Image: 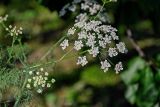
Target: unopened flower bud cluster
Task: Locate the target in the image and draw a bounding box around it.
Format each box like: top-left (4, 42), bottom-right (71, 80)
top-left (0, 14), bottom-right (23, 36)
top-left (25, 68), bottom-right (55, 93)
top-left (60, 0), bottom-right (126, 74)
top-left (0, 14), bottom-right (8, 23)
top-left (6, 25), bottom-right (23, 36)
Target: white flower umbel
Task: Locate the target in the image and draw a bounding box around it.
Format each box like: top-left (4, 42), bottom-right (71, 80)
top-left (59, 0), bottom-right (127, 74)
top-left (115, 62), bottom-right (123, 74)
top-left (101, 60), bottom-right (111, 72)
top-left (60, 39), bottom-right (69, 50)
top-left (103, 35), bottom-right (112, 44)
top-left (88, 47), bottom-right (99, 57)
top-left (86, 35), bottom-right (96, 47)
top-left (77, 56), bottom-right (88, 66)
top-left (26, 68), bottom-right (55, 93)
top-left (37, 89), bottom-right (42, 93)
top-left (68, 27), bottom-right (76, 36)
top-left (78, 30), bottom-right (87, 39)
top-left (74, 40), bottom-right (84, 50)
top-left (116, 42), bottom-right (126, 53)
top-left (108, 48), bottom-right (118, 57)
top-left (99, 40), bottom-right (106, 48)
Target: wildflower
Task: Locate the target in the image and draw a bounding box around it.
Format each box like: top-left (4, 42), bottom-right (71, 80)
top-left (103, 35), bottom-right (112, 44)
top-left (86, 35), bottom-right (96, 47)
top-left (37, 89), bottom-right (42, 93)
top-left (115, 62), bottom-right (123, 74)
top-left (40, 68), bottom-right (44, 71)
top-left (67, 27), bottom-right (76, 36)
top-left (51, 79), bottom-right (55, 83)
top-left (25, 68), bottom-right (55, 93)
top-left (108, 48), bottom-right (118, 57)
top-left (77, 56), bottom-right (88, 66)
top-left (99, 40), bottom-right (106, 48)
top-left (59, 0), bottom-right (127, 74)
top-left (74, 40), bottom-right (84, 50)
top-left (59, 3), bottom-right (70, 16)
top-left (5, 25), bottom-right (23, 36)
top-left (60, 39), bottom-right (69, 50)
top-left (45, 72), bottom-right (49, 76)
top-left (88, 47), bottom-right (99, 57)
top-left (75, 13), bottom-right (88, 23)
top-left (68, 5), bottom-right (77, 12)
top-left (28, 79), bottom-right (32, 82)
top-left (101, 60), bottom-right (111, 72)
top-left (47, 83), bottom-right (51, 88)
top-left (29, 71), bottom-right (33, 75)
top-left (78, 30), bottom-right (87, 39)
top-left (110, 31), bottom-right (118, 40)
top-left (116, 42), bottom-right (126, 53)
top-left (26, 84), bottom-right (31, 89)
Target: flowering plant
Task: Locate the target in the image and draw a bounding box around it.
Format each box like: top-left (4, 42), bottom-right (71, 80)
top-left (0, 0), bottom-right (127, 106)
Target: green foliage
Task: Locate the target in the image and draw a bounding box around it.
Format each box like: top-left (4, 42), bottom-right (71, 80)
top-left (81, 65), bottom-right (120, 87)
top-left (121, 57), bottom-right (160, 107)
top-left (0, 68), bottom-right (24, 91)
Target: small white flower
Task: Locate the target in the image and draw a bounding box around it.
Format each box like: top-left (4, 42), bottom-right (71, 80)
top-left (75, 13), bottom-right (88, 23)
top-left (23, 70), bottom-right (26, 72)
top-left (115, 62), bottom-right (123, 74)
top-left (40, 68), bottom-right (44, 71)
top-left (44, 77), bottom-right (48, 80)
top-left (74, 40), bottom-right (84, 50)
top-left (68, 5), bottom-right (76, 12)
top-left (110, 32), bottom-right (119, 40)
top-left (59, 9), bottom-right (66, 16)
top-left (26, 84), bottom-right (31, 89)
top-left (51, 79), bottom-right (55, 83)
top-left (68, 27), bottom-right (76, 35)
top-left (45, 72), bottom-right (49, 76)
top-left (36, 71), bottom-right (40, 75)
top-left (28, 79), bottom-right (32, 83)
top-left (116, 42), bottom-right (126, 53)
top-left (78, 30), bottom-right (87, 39)
top-left (88, 47), bottom-right (99, 57)
top-left (81, 3), bottom-right (89, 10)
top-left (47, 83), bottom-right (51, 88)
top-left (60, 39), bottom-right (69, 50)
top-left (29, 71), bottom-right (33, 75)
top-left (86, 35), bottom-right (96, 47)
top-left (99, 40), bottom-right (106, 48)
top-left (42, 84), bottom-right (45, 87)
top-left (108, 48), bottom-right (118, 57)
top-left (101, 60), bottom-right (111, 72)
top-left (103, 35), bottom-right (112, 44)
top-left (37, 89), bottom-right (42, 93)
top-left (77, 56), bottom-right (88, 66)
top-left (89, 4), bottom-right (101, 15)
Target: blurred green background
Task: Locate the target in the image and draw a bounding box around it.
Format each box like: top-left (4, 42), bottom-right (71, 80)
top-left (0, 0), bottom-right (160, 107)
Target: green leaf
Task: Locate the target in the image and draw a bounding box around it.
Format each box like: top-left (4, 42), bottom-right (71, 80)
top-left (125, 84), bottom-right (138, 104)
top-left (121, 57), bottom-right (146, 85)
top-left (81, 65), bottom-right (120, 87)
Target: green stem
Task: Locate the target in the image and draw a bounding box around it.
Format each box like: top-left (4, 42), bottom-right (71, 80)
top-left (13, 78), bottom-right (28, 107)
top-left (55, 48), bottom-right (73, 63)
top-left (4, 103), bottom-right (7, 107)
top-left (14, 39), bottom-right (28, 107)
top-left (29, 48), bottom-right (74, 69)
top-left (18, 39), bottom-right (27, 63)
top-left (40, 36), bottom-right (66, 60)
